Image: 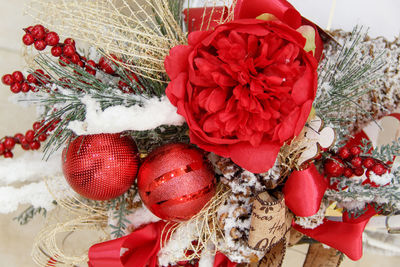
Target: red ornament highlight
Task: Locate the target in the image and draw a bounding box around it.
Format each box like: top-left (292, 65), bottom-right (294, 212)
top-left (137, 143), bottom-right (216, 222)
top-left (62, 133), bottom-right (139, 200)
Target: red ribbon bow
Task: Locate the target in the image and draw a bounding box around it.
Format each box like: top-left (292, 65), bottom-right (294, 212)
top-left (88, 221), bottom-right (173, 267)
top-left (283, 165), bottom-right (378, 260)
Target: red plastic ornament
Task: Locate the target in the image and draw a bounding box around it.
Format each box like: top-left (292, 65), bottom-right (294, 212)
top-left (62, 133), bottom-right (139, 200)
top-left (137, 143), bottom-right (216, 222)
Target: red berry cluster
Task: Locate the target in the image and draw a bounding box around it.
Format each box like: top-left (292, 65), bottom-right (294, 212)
top-left (324, 146), bottom-right (388, 179)
top-left (0, 120), bottom-right (59, 158)
top-left (22, 25), bottom-right (59, 51)
top-left (21, 24), bottom-right (142, 94)
top-left (1, 69), bottom-right (51, 94)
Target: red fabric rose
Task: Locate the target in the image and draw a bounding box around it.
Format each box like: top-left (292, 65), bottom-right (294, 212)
top-left (165, 19), bottom-right (318, 173)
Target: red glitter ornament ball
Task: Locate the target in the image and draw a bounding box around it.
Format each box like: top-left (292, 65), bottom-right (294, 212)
top-left (62, 133), bottom-right (139, 200)
top-left (137, 143), bottom-right (216, 222)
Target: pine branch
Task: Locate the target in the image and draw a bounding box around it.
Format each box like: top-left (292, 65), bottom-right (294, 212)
top-left (13, 205), bottom-right (47, 225)
top-left (361, 138), bottom-right (400, 163)
top-left (314, 26), bottom-right (385, 142)
top-left (130, 124), bottom-right (190, 153)
top-left (25, 52), bottom-right (170, 158)
top-left (107, 187), bottom-right (138, 239)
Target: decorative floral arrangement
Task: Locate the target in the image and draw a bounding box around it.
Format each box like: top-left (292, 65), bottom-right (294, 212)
top-left (1, 0), bottom-right (400, 266)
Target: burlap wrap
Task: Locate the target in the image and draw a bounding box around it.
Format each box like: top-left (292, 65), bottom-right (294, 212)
top-left (247, 192), bottom-right (293, 267)
top-left (303, 243), bottom-right (343, 267)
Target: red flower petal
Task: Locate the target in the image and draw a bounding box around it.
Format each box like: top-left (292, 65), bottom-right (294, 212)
top-left (229, 141), bottom-right (282, 173)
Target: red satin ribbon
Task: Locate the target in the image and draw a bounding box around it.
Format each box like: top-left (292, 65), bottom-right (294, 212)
top-left (88, 221), bottom-right (173, 267)
top-left (283, 164), bottom-right (328, 217)
top-left (235, 0), bottom-right (301, 29)
top-left (214, 252), bottom-right (238, 267)
top-left (294, 205), bottom-right (378, 261)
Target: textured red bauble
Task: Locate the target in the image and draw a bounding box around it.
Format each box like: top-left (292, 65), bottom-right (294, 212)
top-left (62, 133), bottom-right (139, 201)
top-left (137, 143), bottom-right (216, 222)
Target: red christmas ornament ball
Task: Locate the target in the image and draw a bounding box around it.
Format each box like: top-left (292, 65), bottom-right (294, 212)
top-left (62, 133), bottom-right (139, 200)
top-left (137, 143), bottom-right (216, 222)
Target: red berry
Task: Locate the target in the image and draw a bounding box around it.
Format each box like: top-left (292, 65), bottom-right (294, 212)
top-left (14, 133), bottom-right (24, 144)
top-left (30, 86), bottom-right (38, 92)
top-left (338, 147), bottom-right (351, 159)
top-left (10, 83), bottom-right (22, 93)
top-left (29, 140), bottom-right (41, 150)
top-left (77, 61), bottom-right (84, 68)
top-left (70, 54), bottom-right (80, 64)
top-left (350, 146), bottom-right (361, 156)
top-left (12, 71), bottom-right (24, 82)
top-left (351, 156), bottom-right (363, 168)
top-left (354, 168), bottom-right (364, 176)
top-left (21, 82), bottom-right (30, 93)
top-left (44, 32), bottom-right (59, 46)
top-left (35, 69), bottom-right (45, 75)
top-left (33, 121), bottom-right (42, 131)
top-left (31, 25), bottom-right (46, 40)
top-left (363, 158), bottom-right (375, 169)
top-left (51, 46), bottom-right (63, 57)
top-left (59, 55), bottom-right (70, 66)
top-left (99, 57), bottom-right (115, 74)
top-left (0, 143), bottom-right (5, 155)
top-left (324, 158), bottom-right (345, 177)
top-left (87, 60), bottom-right (96, 68)
top-left (25, 26), bottom-right (34, 33)
top-left (64, 38), bottom-right (75, 47)
top-left (2, 74), bottom-right (14, 85)
top-left (86, 68), bottom-right (96, 76)
top-left (25, 130), bottom-right (35, 142)
top-left (34, 40), bottom-right (47, 51)
top-left (63, 44), bottom-right (75, 57)
top-left (22, 33), bottom-right (35, 45)
top-left (21, 144), bottom-right (30, 151)
top-left (19, 136), bottom-right (28, 146)
top-left (38, 134), bottom-right (47, 142)
top-left (343, 168), bottom-right (353, 178)
top-left (372, 164), bottom-right (386, 176)
top-left (27, 74), bottom-right (37, 84)
top-left (4, 137), bottom-right (16, 150)
top-left (4, 151), bottom-right (13, 158)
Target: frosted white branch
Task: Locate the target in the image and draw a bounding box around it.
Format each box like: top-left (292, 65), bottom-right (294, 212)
top-left (0, 151), bottom-right (62, 186)
top-left (0, 181), bottom-right (52, 213)
top-left (67, 95), bottom-right (185, 135)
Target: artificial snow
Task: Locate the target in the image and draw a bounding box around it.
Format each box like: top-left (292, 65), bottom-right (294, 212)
top-left (0, 181), bottom-right (55, 213)
top-left (124, 205), bottom-right (160, 229)
top-left (369, 172), bottom-right (393, 186)
top-left (158, 221), bottom-right (198, 266)
top-left (0, 151), bottom-right (62, 185)
top-left (67, 95), bottom-right (185, 135)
